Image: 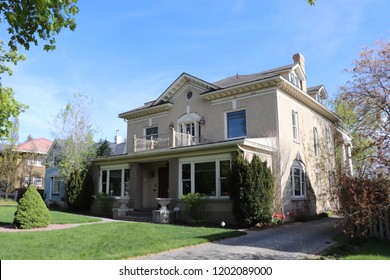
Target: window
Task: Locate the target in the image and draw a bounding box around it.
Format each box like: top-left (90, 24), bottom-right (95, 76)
top-left (177, 113), bottom-right (202, 141)
top-left (292, 111), bottom-right (299, 141)
top-left (27, 159), bottom-right (42, 166)
top-left (145, 126), bottom-right (158, 140)
top-left (24, 177), bottom-right (43, 188)
top-left (180, 156), bottom-right (231, 198)
top-left (289, 72), bottom-right (301, 89)
top-left (313, 127), bottom-right (319, 157)
top-left (100, 167), bottom-right (130, 197)
top-left (325, 127), bottom-right (332, 154)
top-left (226, 110), bottom-right (246, 139)
top-left (52, 177), bottom-right (60, 194)
top-left (315, 93), bottom-right (323, 104)
top-left (291, 162), bottom-right (306, 199)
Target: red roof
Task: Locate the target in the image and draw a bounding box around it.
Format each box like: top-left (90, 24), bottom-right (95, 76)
top-left (15, 138), bottom-right (53, 154)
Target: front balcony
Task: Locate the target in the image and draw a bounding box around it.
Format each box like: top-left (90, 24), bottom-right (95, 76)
top-left (133, 129), bottom-right (206, 152)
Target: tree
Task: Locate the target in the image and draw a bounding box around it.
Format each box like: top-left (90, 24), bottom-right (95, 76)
top-left (0, 144), bottom-right (19, 195)
top-left (50, 93), bottom-right (96, 210)
top-left (96, 139), bottom-right (113, 157)
top-left (337, 38), bottom-right (390, 177)
top-left (0, 0), bottom-right (79, 141)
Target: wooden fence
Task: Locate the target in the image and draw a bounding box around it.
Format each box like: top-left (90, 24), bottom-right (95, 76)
top-left (353, 206), bottom-right (390, 240)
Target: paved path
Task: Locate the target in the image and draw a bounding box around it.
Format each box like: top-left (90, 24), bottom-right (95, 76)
top-left (139, 217), bottom-right (343, 260)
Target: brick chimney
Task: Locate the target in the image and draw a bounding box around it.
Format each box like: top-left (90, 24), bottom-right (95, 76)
top-left (293, 53), bottom-right (306, 92)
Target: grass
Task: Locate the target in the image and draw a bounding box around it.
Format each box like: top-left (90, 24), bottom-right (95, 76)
top-left (321, 237), bottom-right (390, 260)
top-left (0, 205), bottom-right (244, 259)
top-left (0, 205), bottom-right (100, 225)
top-left (0, 222), bottom-right (244, 259)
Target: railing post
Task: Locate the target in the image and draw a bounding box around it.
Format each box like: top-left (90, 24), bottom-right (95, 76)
top-left (171, 128), bottom-right (176, 148)
top-left (133, 134), bottom-right (137, 152)
top-left (187, 132), bottom-right (191, 146)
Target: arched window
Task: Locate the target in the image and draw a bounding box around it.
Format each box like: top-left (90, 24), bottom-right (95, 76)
top-left (291, 161), bottom-right (306, 199)
top-left (313, 127), bottom-right (319, 157)
top-left (177, 112), bottom-right (202, 138)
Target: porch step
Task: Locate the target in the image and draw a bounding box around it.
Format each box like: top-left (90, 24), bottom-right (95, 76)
top-left (118, 209), bottom-right (154, 223)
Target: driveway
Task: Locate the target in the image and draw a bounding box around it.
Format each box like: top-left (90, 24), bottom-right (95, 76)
top-left (140, 217), bottom-right (343, 260)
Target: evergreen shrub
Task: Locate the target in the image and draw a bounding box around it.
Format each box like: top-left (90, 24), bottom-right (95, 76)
top-left (13, 185), bottom-right (51, 229)
top-left (230, 154), bottom-right (275, 226)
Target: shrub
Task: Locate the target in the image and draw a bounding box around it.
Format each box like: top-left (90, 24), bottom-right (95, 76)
top-left (13, 185), bottom-right (51, 229)
top-left (230, 154), bottom-right (275, 226)
top-left (181, 192), bottom-right (208, 225)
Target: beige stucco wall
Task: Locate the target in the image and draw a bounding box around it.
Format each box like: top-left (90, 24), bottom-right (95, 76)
top-left (126, 84), bottom-right (280, 153)
top-left (276, 88), bottom-right (337, 215)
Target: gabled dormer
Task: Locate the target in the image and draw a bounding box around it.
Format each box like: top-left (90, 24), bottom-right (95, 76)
top-left (290, 53), bottom-right (307, 92)
top-left (307, 85), bottom-right (328, 104)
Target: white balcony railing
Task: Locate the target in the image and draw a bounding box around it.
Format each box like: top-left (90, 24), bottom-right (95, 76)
top-left (133, 129), bottom-right (205, 152)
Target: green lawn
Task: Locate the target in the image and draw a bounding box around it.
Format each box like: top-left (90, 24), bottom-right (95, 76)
top-left (322, 238), bottom-right (390, 260)
top-left (0, 205), bottom-right (100, 225)
top-left (0, 205), bottom-right (244, 259)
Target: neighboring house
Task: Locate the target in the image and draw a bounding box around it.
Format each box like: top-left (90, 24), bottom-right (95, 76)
top-left (44, 137), bottom-right (127, 207)
top-left (14, 138), bottom-right (53, 190)
top-left (92, 53), bottom-right (353, 224)
top-left (0, 138), bottom-right (52, 199)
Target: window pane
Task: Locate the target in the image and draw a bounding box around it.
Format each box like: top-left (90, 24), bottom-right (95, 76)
top-left (293, 168), bottom-right (301, 196)
top-left (182, 180), bottom-right (191, 195)
top-left (220, 160), bottom-right (230, 177)
top-left (102, 170), bottom-right (107, 193)
top-left (195, 162), bottom-right (216, 196)
top-left (182, 164), bottom-right (191, 179)
top-left (227, 110), bottom-right (246, 138)
top-left (109, 170), bottom-right (122, 196)
top-left (145, 127), bottom-right (158, 140)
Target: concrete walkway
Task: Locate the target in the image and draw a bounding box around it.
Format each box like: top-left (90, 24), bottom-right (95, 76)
top-left (139, 217), bottom-right (343, 260)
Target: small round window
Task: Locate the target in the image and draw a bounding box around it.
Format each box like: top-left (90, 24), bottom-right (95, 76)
top-left (186, 91), bottom-right (193, 100)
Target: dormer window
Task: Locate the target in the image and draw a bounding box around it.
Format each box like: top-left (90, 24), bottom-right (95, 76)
top-left (289, 72), bottom-right (301, 89)
top-left (315, 93), bottom-right (323, 104)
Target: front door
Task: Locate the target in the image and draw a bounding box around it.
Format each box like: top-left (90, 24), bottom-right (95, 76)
top-left (158, 167), bottom-right (169, 198)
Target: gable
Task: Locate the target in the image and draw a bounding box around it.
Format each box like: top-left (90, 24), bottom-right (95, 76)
top-left (152, 72), bottom-right (219, 105)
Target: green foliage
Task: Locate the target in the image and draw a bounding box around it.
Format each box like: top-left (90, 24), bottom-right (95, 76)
top-left (96, 139), bottom-right (113, 157)
top-left (230, 154), bottom-right (275, 226)
top-left (181, 192), bottom-right (208, 224)
top-left (94, 192), bottom-right (114, 217)
top-left (13, 185), bottom-right (51, 229)
top-left (0, 0), bottom-right (79, 52)
top-left (65, 169), bottom-right (94, 211)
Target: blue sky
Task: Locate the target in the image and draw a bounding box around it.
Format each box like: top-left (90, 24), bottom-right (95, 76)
top-left (1, 0), bottom-right (389, 143)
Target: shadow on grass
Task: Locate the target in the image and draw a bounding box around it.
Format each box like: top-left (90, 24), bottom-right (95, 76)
top-left (197, 230), bottom-right (246, 242)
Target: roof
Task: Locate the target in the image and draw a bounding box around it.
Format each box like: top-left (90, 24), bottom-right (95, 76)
top-left (110, 142), bottom-right (127, 155)
top-left (212, 64), bottom-right (294, 88)
top-left (15, 138), bottom-right (53, 154)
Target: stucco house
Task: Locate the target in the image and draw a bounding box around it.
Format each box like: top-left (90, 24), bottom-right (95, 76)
top-left (92, 53), bottom-right (352, 224)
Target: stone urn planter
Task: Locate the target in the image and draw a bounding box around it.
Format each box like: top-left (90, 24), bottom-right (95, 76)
top-left (156, 197), bottom-right (173, 210)
top-left (153, 198), bottom-right (175, 224)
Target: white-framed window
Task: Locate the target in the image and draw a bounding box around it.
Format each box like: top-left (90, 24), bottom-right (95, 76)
top-left (51, 177), bottom-right (61, 194)
top-left (24, 177), bottom-right (43, 188)
top-left (226, 109), bottom-right (246, 139)
top-left (100, 165), bottom-right (130, 197)
top-left (313, 127), bottom-right (319, 157)
top-left (292, 111), bottom-right (299, 141)
top-left (289, 72), bottom-right (301, 89)
top-left (315, 93), bottom-right (323, 104)
top-left (27, 159), bottom-right (42, 166)
top-left (179, 155), bottom-right (231, 199)
top-left (145, 126), bottom-right (158, 140)
top-left (291, 161), bottom-right (306, 199)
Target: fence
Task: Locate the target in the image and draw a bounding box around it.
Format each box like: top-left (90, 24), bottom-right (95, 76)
top-left (351, 205), bottom-right (390, 240)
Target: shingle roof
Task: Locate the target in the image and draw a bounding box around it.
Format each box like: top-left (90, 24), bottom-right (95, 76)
top-left (15, 138), bottom-right (53, 154)
top-left (212, 64), bottom-right (294, 88)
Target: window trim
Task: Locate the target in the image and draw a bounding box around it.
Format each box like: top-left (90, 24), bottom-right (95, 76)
top-left (291, 161), bottom-right (306, 200)
top-left (225, 109), bottom-right (247, 140)
top-left (179, 155), bottom-right (231, 199)
top-left (99, 164), bottom-right (130, 198)
top-left (51, 177), bottom-right (61, 195)
top-left (292, 110), bottom-right (300, 142)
